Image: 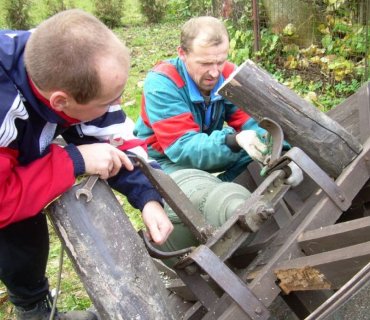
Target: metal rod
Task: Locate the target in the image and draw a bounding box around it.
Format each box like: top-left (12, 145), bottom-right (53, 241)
top-left (252, 0), bottom-right (260, 52)
top-left (305, 261), bottom-right (370, 320)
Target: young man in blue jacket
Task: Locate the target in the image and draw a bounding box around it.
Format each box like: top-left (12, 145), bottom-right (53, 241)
top-left (134, 16), bottom-right (268, 181)
top-left (0, 9), bottom-right (173, 319)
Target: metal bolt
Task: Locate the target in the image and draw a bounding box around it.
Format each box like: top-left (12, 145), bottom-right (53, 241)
top-left (258, 211), bottom-right (269, 220)
top-left (255, 307), bottom-right (262, 315)
top-left (184, 264), bottom-right (198, 275)
top-left (257, 206), bottom-right (275, 220)
top-left (263, 208), bottom-right (275, 215)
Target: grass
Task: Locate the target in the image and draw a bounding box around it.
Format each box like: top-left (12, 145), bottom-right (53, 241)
top-left (117, 21), bottom-right (179, 120)
top-left (0, 1), bottom-right (183, 318)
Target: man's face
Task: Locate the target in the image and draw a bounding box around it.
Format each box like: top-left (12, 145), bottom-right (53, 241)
top-left (61, 57), bottom-right (128, 122)
top-left (178, 36), bottom-right (229, 96)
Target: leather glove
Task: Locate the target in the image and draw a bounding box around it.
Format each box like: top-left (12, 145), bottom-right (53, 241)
top-left (235, 130), bottom-right (269, 163)
top-left (285, 162), bottom-right (303, 187)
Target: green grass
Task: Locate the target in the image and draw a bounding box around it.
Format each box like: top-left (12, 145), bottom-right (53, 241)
top-left (0, 1), bottom-right (182, 318)
top-left (117, 21), bottom-right (178, 120)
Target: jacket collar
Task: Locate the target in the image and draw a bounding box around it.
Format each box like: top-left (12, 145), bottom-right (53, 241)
top-left (179, 59), bottom-right (224, 103)
top-left (28, 76), bottom-right (80, 125)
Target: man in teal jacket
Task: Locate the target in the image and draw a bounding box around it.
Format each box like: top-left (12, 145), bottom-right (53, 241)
top-left (134, 16), bottom-right (268, 181)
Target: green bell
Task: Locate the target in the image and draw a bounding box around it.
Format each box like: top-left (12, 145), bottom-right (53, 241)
top-left (161, 169), bottom-right (251, 266)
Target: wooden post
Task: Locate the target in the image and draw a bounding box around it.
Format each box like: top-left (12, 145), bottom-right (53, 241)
top-left (47, 180), bottom-right (175, 320)
top-left (217, 59), bottom-right (363, 178)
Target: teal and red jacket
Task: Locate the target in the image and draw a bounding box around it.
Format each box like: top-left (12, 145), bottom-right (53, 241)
top-left (134, 58), bottom-right (263, 173)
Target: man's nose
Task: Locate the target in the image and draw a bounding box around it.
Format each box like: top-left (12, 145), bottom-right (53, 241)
top-left (208, 64), bottom-right (221, 78)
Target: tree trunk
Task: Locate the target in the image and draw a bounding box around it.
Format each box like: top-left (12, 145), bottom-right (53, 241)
top-left (261, 0), bottom-right (324, 47)
top-left (217, 60), bottom-right (363, 178)
top-left (47, 180), bottom-right (175, 320)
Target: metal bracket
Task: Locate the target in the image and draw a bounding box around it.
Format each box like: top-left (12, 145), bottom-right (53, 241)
top-left (128, 154), bottom-right (215, 243)
top-left (259, 117), bottom-right (284, 166)
top-left (180, 245), bottom-right (270, 320)
top-left (267, 147), bottom-right (351, 211)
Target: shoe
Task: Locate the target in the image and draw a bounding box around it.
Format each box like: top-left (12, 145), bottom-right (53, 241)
top-left (15, 294), bottom-right (98, 320)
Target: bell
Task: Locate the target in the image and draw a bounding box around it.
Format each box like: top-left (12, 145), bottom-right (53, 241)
top-left (160, 169), bottom-right (251, 266)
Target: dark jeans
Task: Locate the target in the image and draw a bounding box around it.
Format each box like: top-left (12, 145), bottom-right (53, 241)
top-left (0, 213), bottom-right (50, 308)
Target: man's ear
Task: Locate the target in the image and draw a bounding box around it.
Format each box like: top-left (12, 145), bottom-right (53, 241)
top-left (177, 46), bottom-right (186, 62)
top-left (49, 91), bottom-right (69, 111)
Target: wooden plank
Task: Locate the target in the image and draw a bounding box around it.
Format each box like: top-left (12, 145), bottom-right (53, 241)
top-left (328, 82), bottom-right (370, 144)
top-left (276, 266), bottom-right (332, 294)
top-left (298, 216), bottom-right (370, 255)
top-left (218, 60), bottom-right (363, 178)
top-left (165, 278), bottom-right (197, 301)
top-left (274, 241), bottom-right (370, 293)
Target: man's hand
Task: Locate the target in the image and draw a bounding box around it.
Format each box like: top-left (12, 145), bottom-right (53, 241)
top-left (77, 143), bottom-right (134, 179)
top-left (236, 130), bottom-right (269, 163)
top-left (142, 201), bottom-right (174, 245)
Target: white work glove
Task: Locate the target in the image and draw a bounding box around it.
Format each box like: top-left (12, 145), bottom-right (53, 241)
top-left (285, 162), bottom-right (303, 187)
top-left (235, 130), bottom-right (269, 163)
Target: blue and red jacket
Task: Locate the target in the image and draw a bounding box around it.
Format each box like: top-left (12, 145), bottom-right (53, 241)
top-left (134, 58), bottom-right (263, 173)
top-left (0, 30), bottom-right (162, 228)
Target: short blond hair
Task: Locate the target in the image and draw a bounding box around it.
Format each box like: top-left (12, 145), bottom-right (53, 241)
top-left (180, 16), bottom-right (229, 53)
top-left (24, 9), bottom-right (130, 104)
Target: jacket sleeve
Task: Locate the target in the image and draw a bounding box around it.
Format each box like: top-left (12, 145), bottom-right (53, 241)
top-left (63, 107), bottom-right (163, 210)
top-left (108, 157), bottom-right (163, 211)
top-left (143, 73), bottom-right (243, 172)
top-left (225, 100), bottom-right (268, 137)
top-left (0, 56), bottom-right (81, 228)
top-left (224, 100), bottom-right (251, 132)
top-left (0, 145), bottom-right (77, 228)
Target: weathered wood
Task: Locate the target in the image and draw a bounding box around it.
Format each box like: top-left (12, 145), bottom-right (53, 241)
top-left (275, 241), bottom-right (370, 293)
top-left (217, 60), bottom-right (363, 177)
top-left (275, 266), bottom-right (332, 294)
top-left (47, 180), bottom-right (175, 320)
top-left (298, 216), bottom-right (370, 255)
top-left (327, 82), bottom-right (370, 144)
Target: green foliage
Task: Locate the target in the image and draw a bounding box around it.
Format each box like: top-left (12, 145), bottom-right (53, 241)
top-left (166, 0), bottom-right (212, 19)
top-left (3, 0), bottom-right (32, 29)
top-left (45, 0), bottom-right (73, 17)
top-left (93, 0), bottom-right (124, 28)
top-left (227, 0), bottom-right (368, 111)
top-left (186, 0), bottom-right (212, 16)
top-left (139, 0), bottom-right (167, 23)
top-left (229, 28), bottom-right (254, 63)
top-left (166, 0), bottom-right (191, 18)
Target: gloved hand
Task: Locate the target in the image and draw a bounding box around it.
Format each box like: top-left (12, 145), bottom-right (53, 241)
top-left (235, 130), bottom-right (269, 163)
top-left (285, 162), bottom-right (303, 187)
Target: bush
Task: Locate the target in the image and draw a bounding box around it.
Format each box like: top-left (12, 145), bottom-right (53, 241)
top-left (94, 0), bottom-right (124, 29)
top-left (45, 0), bottom-right (73, 18)
top-left (3, 0), bottom-right (32, 29)
top-left (139, 0), bottom-right (167, 23)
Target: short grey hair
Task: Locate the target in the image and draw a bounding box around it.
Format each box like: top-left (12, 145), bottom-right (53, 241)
top-left (180, 16), bottom-right (229, 53)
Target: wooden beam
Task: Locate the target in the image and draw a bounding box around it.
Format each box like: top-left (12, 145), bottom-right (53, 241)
top-left (165, 278), bottom-right (197, 301)
top-left (47, 180), bottom-right (175, 319)
top-left (328, 82), bottom-right (370, 144)
top-left (298, 216), bottom-right (370, 255)
top-left (274, 241), bottom-right (370, 293)
top-left (218, 60), bottom-right (363, 178)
